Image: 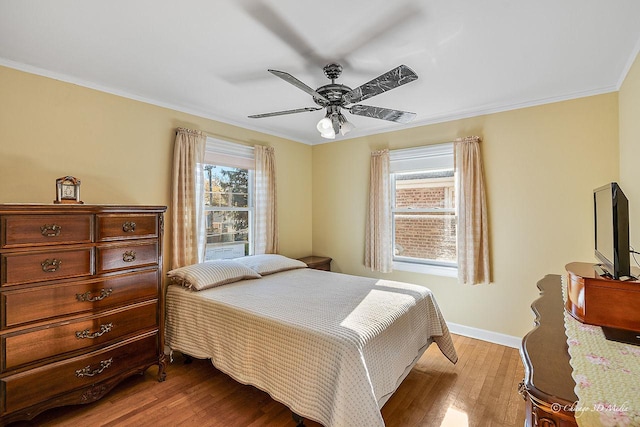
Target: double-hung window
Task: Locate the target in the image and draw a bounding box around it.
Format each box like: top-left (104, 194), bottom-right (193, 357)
top-left (390, 143), bottom-right (457, 275)
top-left (203, 138), bottom-right (254, 260)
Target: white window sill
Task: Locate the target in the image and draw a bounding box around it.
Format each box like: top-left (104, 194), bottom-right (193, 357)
top-left (393, 261), bottom-right (458, 278)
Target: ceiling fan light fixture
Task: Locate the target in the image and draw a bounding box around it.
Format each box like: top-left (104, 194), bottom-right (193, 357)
top-left (317, 116), bottom-right (335, 138)
top-left (316, 116), bottom-right (332, 132)
top-left (339, 114), bottom-right (355, 136)
top-left (320, 130), bottom-right (336, 139)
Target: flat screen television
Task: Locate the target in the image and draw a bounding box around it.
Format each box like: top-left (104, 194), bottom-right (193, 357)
top-left (593, 182), bottom-right (630, 279)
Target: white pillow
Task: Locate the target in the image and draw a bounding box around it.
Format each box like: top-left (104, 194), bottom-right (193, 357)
top-left (234, 254), bottom-right (307, 276)
top-left (167, 260), bottom-right (261, 291)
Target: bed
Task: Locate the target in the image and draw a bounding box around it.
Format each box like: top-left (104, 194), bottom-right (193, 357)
top-left (164, 255), bottom-right (457, 427)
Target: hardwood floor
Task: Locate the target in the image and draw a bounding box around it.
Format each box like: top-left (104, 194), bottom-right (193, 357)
top-left (12, 334), bottom-right (525, 427)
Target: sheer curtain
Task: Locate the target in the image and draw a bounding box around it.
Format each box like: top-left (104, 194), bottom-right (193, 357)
top-left (365, 149), bottom-right (393, 272)
top-left (455, 136), bottom-right (491, 285)
top-left (254, 145), bottom-right (278, 254)
top-left (170, 128), bottom-right (206, 269)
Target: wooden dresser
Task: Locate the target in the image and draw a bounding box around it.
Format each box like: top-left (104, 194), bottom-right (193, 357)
top-left (0, 204), bottom-right (166, 425)
top-left (520, 275), bottom-right (578, 427)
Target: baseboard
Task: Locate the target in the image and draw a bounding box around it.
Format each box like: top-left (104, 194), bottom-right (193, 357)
top-left (447, 322), bottom-right (521, 349)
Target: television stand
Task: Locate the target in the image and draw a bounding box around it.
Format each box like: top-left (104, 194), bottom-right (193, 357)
top-left (566, 262), bottom-right (640, 334)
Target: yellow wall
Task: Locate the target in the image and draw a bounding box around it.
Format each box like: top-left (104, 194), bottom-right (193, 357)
top-left (619, 52), bottom-right (640, 249)
top-left (0, 66), bottom-right (313, 265)
top-left (312, 93), bottom-right (619, 338)
top-left (1, 63), bottom-right (627, 340)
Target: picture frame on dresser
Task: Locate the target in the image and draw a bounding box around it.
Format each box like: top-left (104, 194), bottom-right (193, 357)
top-left (0, 204), bottom-right (166, 426)
top-left (54, 176), bottom-right (83, 204)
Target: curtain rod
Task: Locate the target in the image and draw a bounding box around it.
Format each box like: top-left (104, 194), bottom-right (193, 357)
top-left (388, 135), bottom-right (482, 155)
top-left (454, 136), bottom-right (482, 143)
top-left (175, 127), bottom-right (255, 147)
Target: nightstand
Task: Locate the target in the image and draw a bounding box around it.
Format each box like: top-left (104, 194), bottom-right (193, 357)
top-left (298, 256), bottom-right (332, 271)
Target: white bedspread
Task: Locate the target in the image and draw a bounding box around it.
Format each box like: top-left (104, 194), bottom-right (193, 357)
top-left (165, 268), bottom-right (457, 427)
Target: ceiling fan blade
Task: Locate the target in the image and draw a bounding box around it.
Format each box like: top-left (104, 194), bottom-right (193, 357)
top-left (248, 107), bottom-right (322, 119)
top-left (268, 69), bottom-right (329, 102)
top-left (332, 6), bottom-right (421, 66)
top-left (243, 2), bottom-right (326, 68)
top-left (343, 65), bottom-right (418, 105)
top-left (348, 104), bottom-right (417, 124)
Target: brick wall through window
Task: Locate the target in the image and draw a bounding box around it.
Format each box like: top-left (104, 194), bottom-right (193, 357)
top-left (394, 175), bottom-right (456, 263)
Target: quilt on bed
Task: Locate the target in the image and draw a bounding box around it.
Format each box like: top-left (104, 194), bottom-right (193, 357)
top-left (165, 268), bottom-right (457, 427)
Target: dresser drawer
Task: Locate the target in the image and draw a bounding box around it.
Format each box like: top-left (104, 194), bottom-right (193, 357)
top-left (96, 214), bottom-right (158, 241)
top-left (2, 300), bottom-right (157, 371)
top-left (1, 332), bottom-right (158, 415)
top-left (1, 248), bottom-right (93, 286)
top-left (1, 214), bottom-right (92, 249)
top-left (1, 269), bottom-right (159, 329)
top-left (96, 241), bottom-right (158, 274)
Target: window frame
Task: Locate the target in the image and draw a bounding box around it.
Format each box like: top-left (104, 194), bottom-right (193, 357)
top-left (389, 143), bottom-right (458, 276)
top-left (203, 137), bottom-right (255, 261)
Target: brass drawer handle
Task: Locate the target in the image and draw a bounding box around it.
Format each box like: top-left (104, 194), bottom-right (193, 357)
top-left (122, 251), bottom-right (136, 262)
top-left (75, 358), bottom-right (113, 378)
top-left (76, 288), bottom-right (113, 302)
top-left (76, 323), bottom-right (114, 339)
top-left (122, 221), bottom-right (136, 233)
top-left (40, 224), bottom-right (62, 237)
top-left (41, 258), bottom-right (62, 273)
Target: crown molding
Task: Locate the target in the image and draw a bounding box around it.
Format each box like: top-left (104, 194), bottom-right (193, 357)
top-left (1, 58), bottom-right (620, 147)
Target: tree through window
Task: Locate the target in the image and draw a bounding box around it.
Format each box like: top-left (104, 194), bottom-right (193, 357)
top-left (203, 164), bottom-right (253, 260)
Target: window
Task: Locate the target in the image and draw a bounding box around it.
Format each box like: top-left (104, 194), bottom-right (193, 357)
top-left (203, 138), bottom-right (255, 261)
top-left (390, 143), bottom-right (457, 273)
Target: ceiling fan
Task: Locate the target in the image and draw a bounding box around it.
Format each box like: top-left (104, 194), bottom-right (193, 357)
top-left (248, 63), bottom-right (419, 139)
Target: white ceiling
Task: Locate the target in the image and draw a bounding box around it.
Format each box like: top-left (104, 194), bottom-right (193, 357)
top-left (2, 0), bottom-right (640, 145)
